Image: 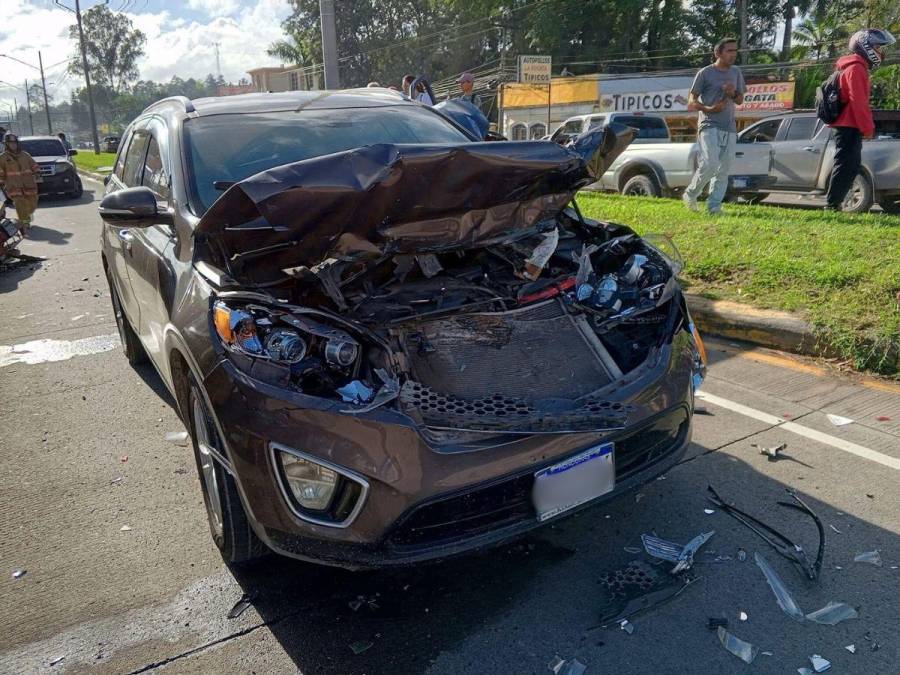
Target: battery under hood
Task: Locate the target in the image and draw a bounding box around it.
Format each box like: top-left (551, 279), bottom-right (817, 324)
top-left (194, 123), bottom-right (635, 284)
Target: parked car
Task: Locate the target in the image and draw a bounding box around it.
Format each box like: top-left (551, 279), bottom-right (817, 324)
top-left (99, 90), bottom-right (704, 568)
top-left (567, 112), bottom-right (774, 199)
top-left (551, 112), bottom-right (671, 146)
top-left (17, 135), bottom-right (83, 199)
top-left (729, 110), bottom-right (900, 213)
top-left (101, 135), bottom-right (120, 153)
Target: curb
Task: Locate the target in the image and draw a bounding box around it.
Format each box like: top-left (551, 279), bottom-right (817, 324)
top-left (685, 294), bottom-right (820, 357)
top-left (76, 168), bottom-right (109, 183)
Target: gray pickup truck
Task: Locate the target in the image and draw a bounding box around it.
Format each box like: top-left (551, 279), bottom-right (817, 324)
top-left (729, 111), bottom-right (900, 213)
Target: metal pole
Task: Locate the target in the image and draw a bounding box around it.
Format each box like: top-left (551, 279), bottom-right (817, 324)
top-left (739, 0), bottom-right (748, 64)
top-left (319, 0), bottom-right (339, 89)
top-left (38, 51), bottom-right (53, 134)
top-left (13, 97), bottom-right (19, 134)
top-left (24, 78), bottom-right (35, 134)
top-left (547, 81), bottom-right (551, 134)
top-left (74, 0), bottom-right (101, 154)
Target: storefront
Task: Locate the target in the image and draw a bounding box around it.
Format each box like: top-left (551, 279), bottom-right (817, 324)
top-left (500, 74), bottom-right (795, 141)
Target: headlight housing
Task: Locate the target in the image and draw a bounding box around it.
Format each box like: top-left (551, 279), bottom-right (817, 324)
top-left (642, 233), bottom-right (684, 276)
top-left (272, 444), bottom-right (369, 527)
top-left (54, 159), bottom-right (73, 173)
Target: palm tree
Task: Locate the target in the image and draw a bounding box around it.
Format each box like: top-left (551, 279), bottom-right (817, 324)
top-left (792, 12), bottom-right (850, 61)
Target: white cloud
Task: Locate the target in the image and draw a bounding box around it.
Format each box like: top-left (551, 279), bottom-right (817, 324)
top-left (1, 0), bottom-right (292, 115)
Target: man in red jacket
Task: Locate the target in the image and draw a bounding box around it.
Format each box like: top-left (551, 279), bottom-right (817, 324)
top-left (826, 29), bottom-right (896, 210)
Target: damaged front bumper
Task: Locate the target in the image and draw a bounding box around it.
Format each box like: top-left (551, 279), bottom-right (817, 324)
top-left (201, 325), bottom-right (697, 569)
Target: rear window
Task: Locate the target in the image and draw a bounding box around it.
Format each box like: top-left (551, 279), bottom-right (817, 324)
top-left (587, 116), bottom-right (607, 130)
top-left (19, 139), bottom-right (66, 156)
top-left (562, 120), bottom-right (584, 134)
top-left (184, 106), bottom-right (470, 212)
top-left (615, 116), bottom-right (668, 139)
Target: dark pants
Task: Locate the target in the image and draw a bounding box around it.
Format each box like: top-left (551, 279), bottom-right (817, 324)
top-left (826, 126), bottom-right (862, 209)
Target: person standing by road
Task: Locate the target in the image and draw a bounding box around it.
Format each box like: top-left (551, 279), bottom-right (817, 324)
top-left (682, 38), bottom-right (746, 215)
top-left (825, 29), bottom-right (896, 211)
top-left (402, 74), bottom-right (435, 105)
top-left (57, 132), bottom-right (72, 152)
top-left (456, 72), bottom-right (482, 110)
top-left (0, 132), bottom-right (41, 230)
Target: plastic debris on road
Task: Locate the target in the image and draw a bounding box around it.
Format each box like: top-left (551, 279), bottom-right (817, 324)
top-left (704, 509), bottom-right (715, 515)
top-left (863, 631), bottom-right (881, 651)
top-left (805, 601), bottom-right (859, 625)
top-left (717, 626), bottom-right (759, 664)
top-left (349, 640), bottom-right (374, 655)
top-left (623, 546), bottom-right (642, 554)
top-left (809, 654), bottom-right (831, 672)
top-left (618, 619), bottom-right (634, 634)
top-left (227, 593), bottom-right (255, 619)
top-left (845, 644), bottom-right (856, 653)
top-left (640, 530), bottom-right (714, 573)
top-left (12, 569), bottom-right (26, 579)
top-left (826, 414), bottom-right (853, 426)
top-left (49, 656), bottom-right (65, 667)
top-left (737, 548), bottom-right (747, 562)
top-left (739, 611), bottom-right (748, 621)
top-left (336, 380), bottom-right (375, 404)
top-left (753, 442), bottom-right (787, 461)
top-left (120, 525), bottom-right (132, 532)
top-left (349, 595), bottom-right (379, 612)
top-left (829, 524), bottom-right (842, 534)
top-left (165, 430), bottom-right (190, 446)
top-left (548, 655), bottom-right (587, 675)
top-left (755, 552), bottom-right (805, 621)
top-left (707, 617), bottom-right (728, 631)
top-left (798, 669), bottom-right (813, 675)
top-left (854, 550), bottom-right (883, 566)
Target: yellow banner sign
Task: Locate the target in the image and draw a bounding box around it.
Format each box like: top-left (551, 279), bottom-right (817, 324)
top-left (503, 78), bottom-right (600, 109)
top-left (738, 82), bottom-right (795, 111)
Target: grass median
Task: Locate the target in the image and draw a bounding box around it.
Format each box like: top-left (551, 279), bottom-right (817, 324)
top-left (72, 151), bottom-right (116, 174)
top-left (577, 192), bottom-right (900, 376)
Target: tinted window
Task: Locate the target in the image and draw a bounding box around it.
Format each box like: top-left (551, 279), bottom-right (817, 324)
top-left (113, 129), bottom-right (134, 179)
top-left (19, 139), bottom-right (66, 156)
top-left (122, 132), bottom-right (150, 187)
top-left (743, 119), bottom-right (781, 143)
top-left (587, 116), bottom-right (607, 130)
top-left (185, 107), bottom-right (471, 212)
top-left (143, 136), bottom-right (169, 199)
top-left (785, 117), bottom-right (818, 141)
top-left (615, 116), bottom-right (668, 139)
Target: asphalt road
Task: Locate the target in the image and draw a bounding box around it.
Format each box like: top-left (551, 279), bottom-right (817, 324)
top-left (2, 178), bottom-right (899, 675)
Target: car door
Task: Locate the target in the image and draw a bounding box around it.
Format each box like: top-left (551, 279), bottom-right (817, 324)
top-left (731, 118), bottom-right (780, 183)
top-left (103, 124), bottom-right (146, 331)
top-left (771, 116), bottom-right (826, 189)
top-left (127, 118), bottom-right (176, 364)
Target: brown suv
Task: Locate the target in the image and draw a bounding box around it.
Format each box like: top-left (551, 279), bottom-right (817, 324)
top-left (98, 90), bottom-right (704, 568)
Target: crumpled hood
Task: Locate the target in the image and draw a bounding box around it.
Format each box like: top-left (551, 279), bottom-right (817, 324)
top-left (194, 123), bottom-right (634, 281)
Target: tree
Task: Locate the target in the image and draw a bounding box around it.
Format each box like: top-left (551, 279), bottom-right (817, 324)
top-left (68, 5), bottom-right (146, 94)
top-left (792, 11), bottom-right (850, 60)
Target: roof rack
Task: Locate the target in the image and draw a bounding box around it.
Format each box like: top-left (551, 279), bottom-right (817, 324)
top-left (141, 95), bottom-right (196, 115)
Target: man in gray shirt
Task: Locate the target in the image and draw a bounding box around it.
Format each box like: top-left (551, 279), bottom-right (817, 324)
top-left (683, 38), bottom-right (746, 214)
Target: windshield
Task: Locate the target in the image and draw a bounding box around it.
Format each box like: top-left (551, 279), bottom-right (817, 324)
top-left (184, 106), bottom-right (471, 212)
top-left (19, 139), bottom-right (66, 157)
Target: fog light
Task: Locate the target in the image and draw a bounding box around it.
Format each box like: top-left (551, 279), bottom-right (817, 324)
top-left (277, 450), bottom-right (338, 511)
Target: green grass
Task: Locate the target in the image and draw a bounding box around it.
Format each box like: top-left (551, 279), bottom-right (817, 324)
top-left (72, 151), bottom-right (116, 174)
top-left (577, 193), bottom-right (900, 376)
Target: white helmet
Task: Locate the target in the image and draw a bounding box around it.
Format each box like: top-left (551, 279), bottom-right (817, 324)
top-left (849, 28), bottom-right (896, 68)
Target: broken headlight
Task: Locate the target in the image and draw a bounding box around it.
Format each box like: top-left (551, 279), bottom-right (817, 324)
top-left (641, 234), bottom-right (684, 276)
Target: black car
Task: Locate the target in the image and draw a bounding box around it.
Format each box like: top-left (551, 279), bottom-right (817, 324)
top-left (99, 90), bottom-right (705, 568)
top-left (18, 136), bottom-right (83, 199)
top-left (102, 135), bottom-right (120, 153)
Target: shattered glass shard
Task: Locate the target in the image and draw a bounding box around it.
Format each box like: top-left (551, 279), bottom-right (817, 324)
top-left (717, 626), bottom-right (759, 664)
top-left (755, 553), bottom-right (805, 621)
top-left (853, 550), bottom-right (883, 567)
top-left (805, 601), bottom-right (859, 626)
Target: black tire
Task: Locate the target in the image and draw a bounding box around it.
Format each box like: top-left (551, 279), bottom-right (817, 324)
top-left (621, 174), bottom-right (661, 198)
top-left (841, 174), bottom-right (874, 213)
top-left (104, 265), bottom-right (147, 366)
top-left (877, 197), bottom-right (900, 214)
top-left (188, 379), bottom-right (268, 566)
top-left (69, 176), bottom-right (83, 199)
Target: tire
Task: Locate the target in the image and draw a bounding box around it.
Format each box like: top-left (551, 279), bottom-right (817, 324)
top-left (69, 176), bottom-right (83, 199)
top-left (841, 174), bottom-right (874, 213)
top-left (621, 174), bottom-right (661, 198)
top-left (188, 379), bottom-right (268, 566)
top-left (877, 197), bottom-right (900, 214)
top-left (104, 265), bottom-right (147, 366)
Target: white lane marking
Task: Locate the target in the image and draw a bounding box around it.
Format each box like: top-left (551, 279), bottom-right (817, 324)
top-left (0, 334), bottom-right (119, 367)
top-left (696, 390), bottom-right (900, 471)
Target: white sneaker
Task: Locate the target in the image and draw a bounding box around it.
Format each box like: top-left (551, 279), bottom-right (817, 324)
top-left (682, 193), bottom-right (699, 212)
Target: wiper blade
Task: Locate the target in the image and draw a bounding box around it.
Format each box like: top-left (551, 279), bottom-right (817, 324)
top-left (213, 180), bottom-right (235, 191)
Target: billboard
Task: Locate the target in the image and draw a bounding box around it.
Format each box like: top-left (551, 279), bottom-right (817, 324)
top-left (518, 55), bottom-right (552, 84)
top-left (737, 82), bottom-right (796, 111)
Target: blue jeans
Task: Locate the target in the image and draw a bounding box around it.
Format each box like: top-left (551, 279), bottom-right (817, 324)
top-left (685, 128), bottom-right (736, 212)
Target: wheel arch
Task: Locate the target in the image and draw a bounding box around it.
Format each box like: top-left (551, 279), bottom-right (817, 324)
top-left (616, 160), bottom-right (668, 193)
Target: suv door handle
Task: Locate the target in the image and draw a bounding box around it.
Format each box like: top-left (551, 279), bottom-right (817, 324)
top-left (803, 146), bottom-right (821, 153)
top-left (117, 228), bottom-right (133, 253)
top-left (735, 151), bottom-right (744, 157)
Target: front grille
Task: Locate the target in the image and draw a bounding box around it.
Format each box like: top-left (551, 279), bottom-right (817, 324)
top-left (39, 163), bottom-right (55, 176)
top-left (386, 407), bottom-right (690, 550)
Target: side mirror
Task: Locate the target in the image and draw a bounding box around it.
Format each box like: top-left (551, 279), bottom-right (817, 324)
top-left (99, 186), bottom-right (172, 225)
top-left (68, 148), bottom-right (78, 156)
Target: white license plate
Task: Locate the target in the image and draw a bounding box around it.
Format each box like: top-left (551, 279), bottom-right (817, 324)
top-left (532, 442), bottom-right (614, 522)
top-left (732, 177), bottom-right (748, 189)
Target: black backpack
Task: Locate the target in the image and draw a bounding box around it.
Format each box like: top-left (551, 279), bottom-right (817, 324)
top-left (815, 68), bottom-right (844, 124)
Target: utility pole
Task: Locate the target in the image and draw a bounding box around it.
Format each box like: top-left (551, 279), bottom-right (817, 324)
top-left (319, 0), bottom-right (339, 89)
top-left (57, 0), bottom-right (101, 153)
top-left (213, 42), bottom-right (222, 79)
top-left (24, 78), bottom-right (35, 134)
top-left (13, 97), bottom-right (19, 134)
top-left (738, 0), bottom-right (748, 64)
top-left (38, 51), bottom-right (53, 134)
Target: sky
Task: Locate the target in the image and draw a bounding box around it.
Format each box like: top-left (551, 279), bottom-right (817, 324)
top-left (0, 0), bottom-right (292, 117)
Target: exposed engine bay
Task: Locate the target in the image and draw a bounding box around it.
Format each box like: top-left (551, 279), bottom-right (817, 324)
top-left (199, 126), bottom-right (695, 433)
